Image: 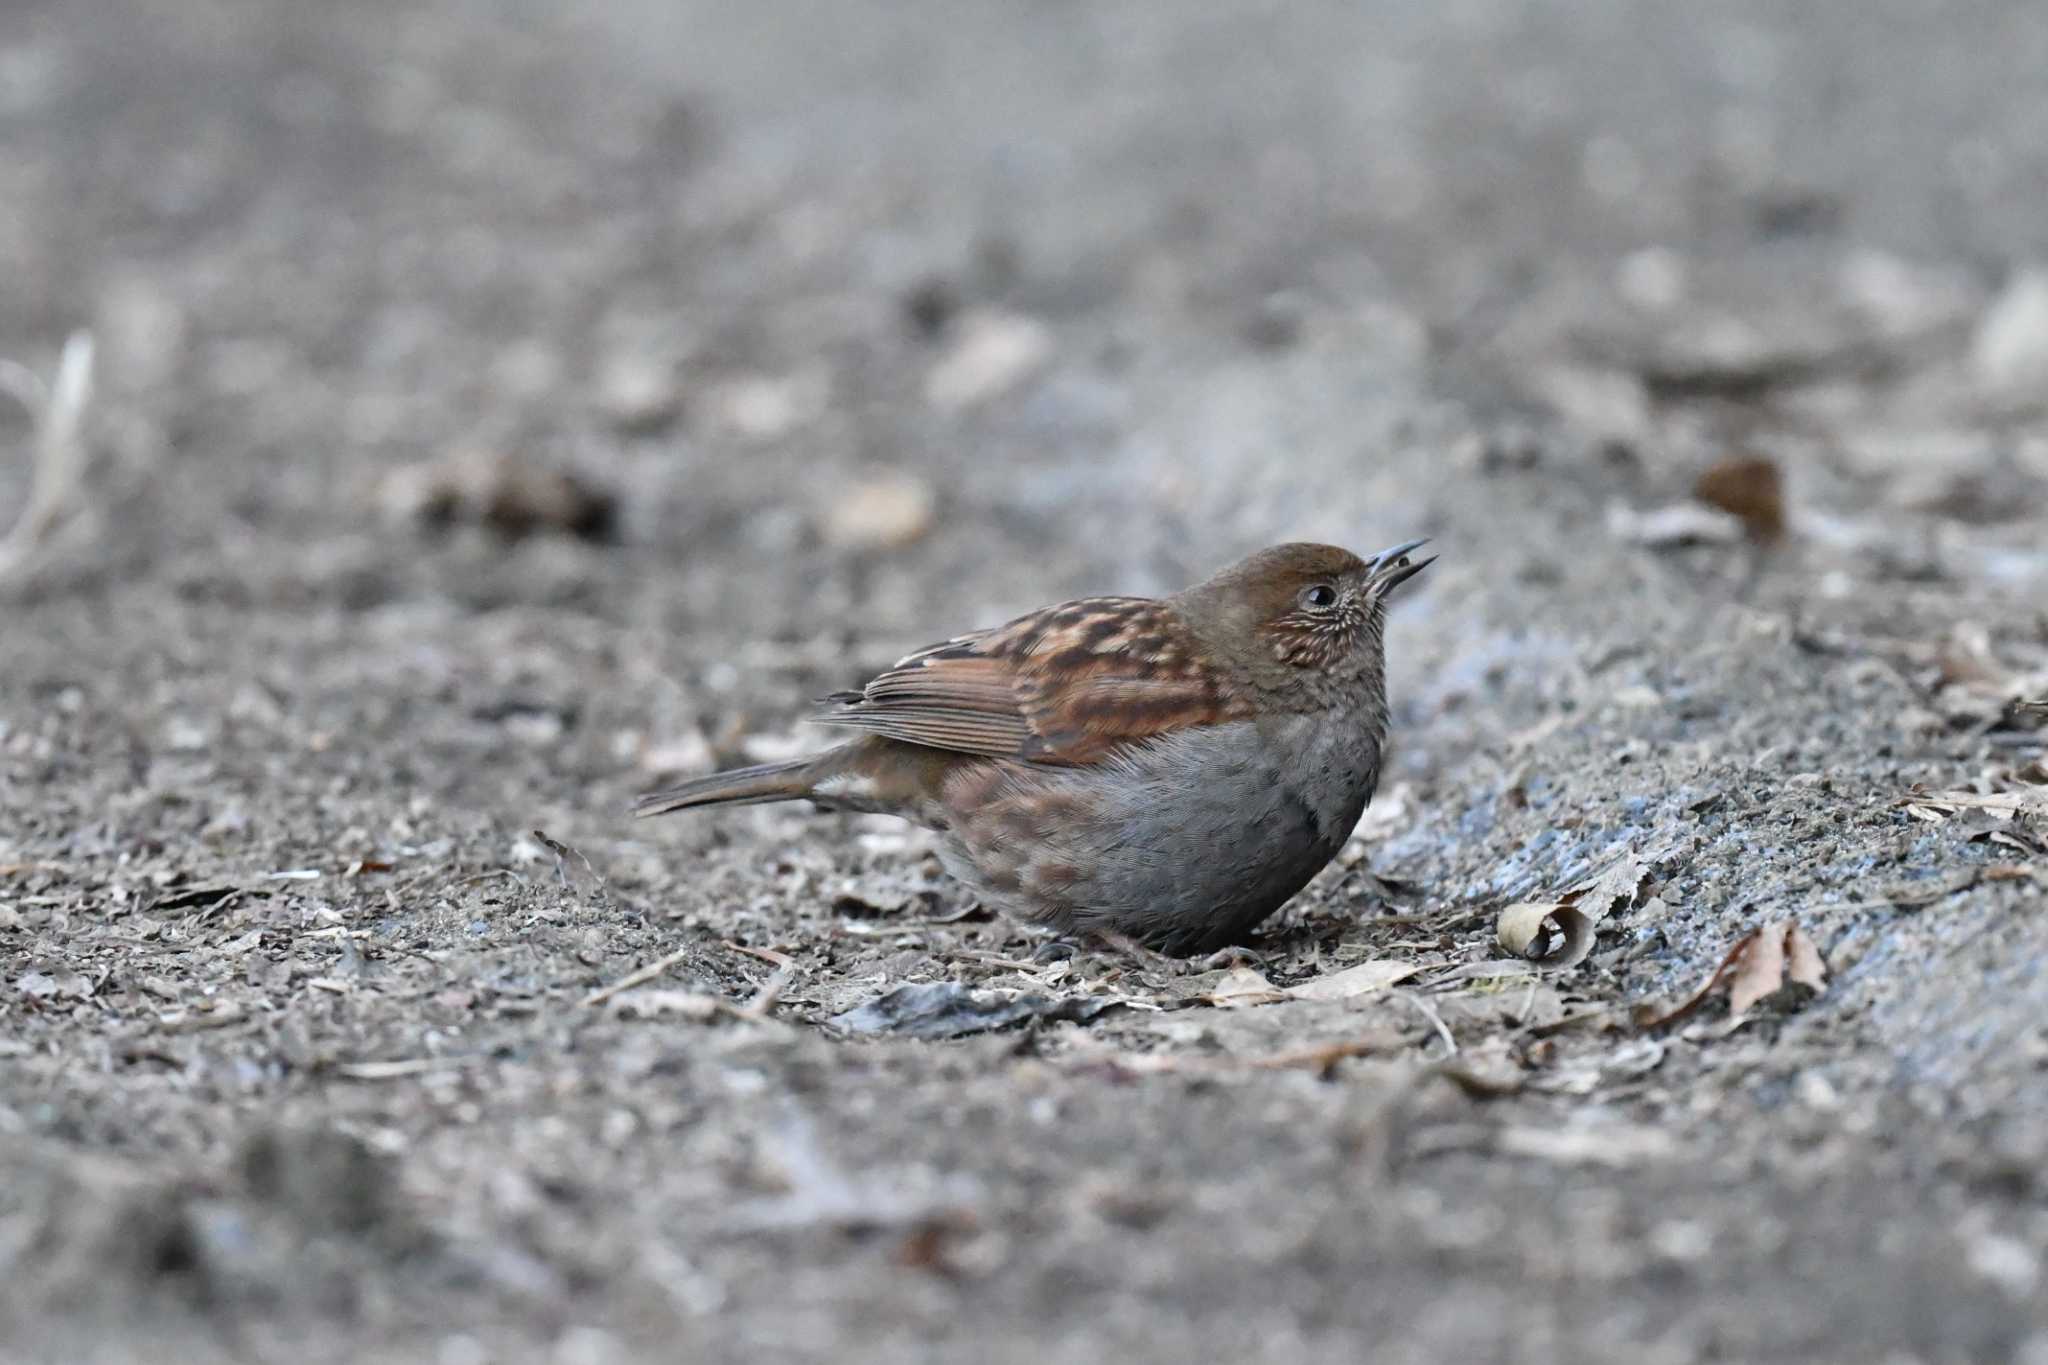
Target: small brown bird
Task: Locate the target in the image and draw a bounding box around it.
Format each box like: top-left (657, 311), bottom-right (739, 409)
top-left (635, 541), bottom-right (1433, 955)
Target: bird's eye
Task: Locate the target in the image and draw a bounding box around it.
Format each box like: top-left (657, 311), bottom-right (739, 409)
top-left (1299, 583), bottom-right (1338, 610)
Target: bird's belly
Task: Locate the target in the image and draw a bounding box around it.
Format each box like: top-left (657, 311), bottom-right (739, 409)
top-left (940, 717), bottom-right (1382, 953)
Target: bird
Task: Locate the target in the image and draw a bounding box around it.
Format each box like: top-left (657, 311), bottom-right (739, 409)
top-left (634, 540), bottom-right (1434, 956)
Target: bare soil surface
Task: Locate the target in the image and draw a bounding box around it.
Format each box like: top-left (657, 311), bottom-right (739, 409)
top-left (4, 3), bottom-right (2048, 1361)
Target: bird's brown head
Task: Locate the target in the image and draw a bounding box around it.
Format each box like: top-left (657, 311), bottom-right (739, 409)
top-left (1178, 540), bottom-right (1434, 678)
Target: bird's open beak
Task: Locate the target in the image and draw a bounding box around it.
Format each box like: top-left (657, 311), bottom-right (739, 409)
top-left (1365, 538), bottom-right (1435, 596)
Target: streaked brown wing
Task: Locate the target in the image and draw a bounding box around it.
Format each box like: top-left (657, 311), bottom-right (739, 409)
top-left (812, 596), bottom-right (1249, 765)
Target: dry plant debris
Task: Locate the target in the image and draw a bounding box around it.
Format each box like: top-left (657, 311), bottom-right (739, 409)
top-left (1189, 959), bottom-right (1421, 1007)
top-left (1495, 848), bottom-right (1656, 971)
top-left (829, 981), bottom-right (1117, 1039)
top-left (1634, 921), bottom-right (1828, 1031)
top-left (379, 447), bottom-right (618, 542)
top-left (1899, 761), bottom-right (2048, 824)
top-left (0, 330), bottom-right (95, 579)
top-left (1693, 454), bottom-right (1787, 541)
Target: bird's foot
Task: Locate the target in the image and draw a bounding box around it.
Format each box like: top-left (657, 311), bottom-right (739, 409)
top-left (1083, 929), bottom-right (1186, 974)
top-left (1195, 945), bottom-right (1268, 972)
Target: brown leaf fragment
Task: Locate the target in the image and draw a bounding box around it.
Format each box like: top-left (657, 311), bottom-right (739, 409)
top-left (1569, 849), bottom-right (1653, 917)
top-left (1634, 920), bottom-right (1829, 1030)
top-left (1727, 921), bottom-right (1787, 1016)
top-left (1693, 454), bottom-right (1786, 541)
top-left (1496, 901), bottom-right (1596, 970)
top-left (1783, 925), bottom-right (1828, 994)
top-left (1899, 790), bottom-right (2047, 817)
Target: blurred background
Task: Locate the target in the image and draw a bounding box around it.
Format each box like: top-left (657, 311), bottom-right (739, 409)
top-left (5, 2), bottom-right (2048, 1362)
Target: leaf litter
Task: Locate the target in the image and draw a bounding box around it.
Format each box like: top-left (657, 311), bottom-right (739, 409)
top-left (1494, 845), bottom-right (1660, 971)
top-left (829, 982), bottom-right (1118, 1039)
top-left (1634, 921), bottom-right (1828, 1031)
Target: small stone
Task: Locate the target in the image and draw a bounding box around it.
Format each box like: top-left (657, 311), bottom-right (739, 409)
top-left (1616, 247), bottom-right (1687, 312)
top-left (708, 371), bottom-right (825, 443)
top-left (823, 472), bottom-right (936, 551)
top-left (98, 271), bottom-right (186, 390)
top-left (901, 276), bottom-right (960, 339)
top-left (1527, 365), bottom-right (1652, 447)
top-left (924, 312), bottom-right (1052, 411)
top-left (640, 728), bottom-right (714, 776)
top-left (595, 353), bottom-right (681, 433)
top-left (1974, 267), bottom-right (2048, 394)
top-left (1606, 500), bottom-right (1744, 548)
top-left (1838, 249), bottom-right (1977, 337)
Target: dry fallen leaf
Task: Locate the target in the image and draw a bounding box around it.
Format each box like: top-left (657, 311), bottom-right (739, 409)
top-left (1285, 959), bottom-right (1420, 1001)
top-left (16, 969), bottom-right (91, 1001)
top-left (1200, 967), bottom-right (1288, 1007)
top-left (1694, 454), bottom-right (1786, 540)
top-left (1902, 789), bottom-right (2048, 818)
top-left (1634, 921), bottom-right (1828, 1030)
top-left (1783, 924), bottom-right (1828, 993)
top-left (1726, 919), bottom-right (1787, 1016)
top-left (1495, 847), bottom-right (1658, 971)
top-left (1496, 901), bottom-right (1597, 970)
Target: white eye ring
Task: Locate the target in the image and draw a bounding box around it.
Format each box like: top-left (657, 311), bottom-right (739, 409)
top-left (1299, 583), bottom-right (1337, 610)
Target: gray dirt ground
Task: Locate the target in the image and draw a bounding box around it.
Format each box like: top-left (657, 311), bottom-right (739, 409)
top-left (4, 2), bottom-right (2048, 1361)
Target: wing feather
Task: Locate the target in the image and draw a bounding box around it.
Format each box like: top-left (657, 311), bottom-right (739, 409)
top-left (811, 596), bottom-right (1248, 765)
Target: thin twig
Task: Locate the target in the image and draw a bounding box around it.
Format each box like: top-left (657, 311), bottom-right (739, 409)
top-left (332, 1057), bottom-right (466, 1081)
top-left (741, 968), bottom-right (793, 1020)
top-left (532, 827), bottom-right (608, 907)
top-left (722, 939), bottom-right (797, 970)
top-left (1089, 1035), bottom-right (1403, 1078)
top-left (582, 945), bottom-right (694, 1008)
top-left (0, 331), bottom-right (94, 578)
top-left (1397, 989), bottom-right (1458, 1058)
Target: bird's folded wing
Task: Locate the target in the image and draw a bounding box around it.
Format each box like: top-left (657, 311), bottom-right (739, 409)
top-left (812, 597), bottom-right (1248, 765)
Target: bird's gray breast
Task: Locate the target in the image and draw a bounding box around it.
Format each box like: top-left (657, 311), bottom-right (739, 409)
top-left (1053, 711), bottom-right (1384, 929)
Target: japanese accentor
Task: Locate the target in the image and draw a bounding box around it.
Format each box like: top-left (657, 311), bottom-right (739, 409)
top-left (635, 541), bottom-right (1433, 955)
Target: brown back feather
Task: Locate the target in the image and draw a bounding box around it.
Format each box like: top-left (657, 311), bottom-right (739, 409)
top-left (812, 597), bottom-right (1248, 765)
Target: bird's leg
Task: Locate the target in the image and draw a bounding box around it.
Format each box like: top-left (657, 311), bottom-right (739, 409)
top-left (1196, 944), bottom-right (1268, 971)
top-left (1083, 928), bottom-right (1186, 973)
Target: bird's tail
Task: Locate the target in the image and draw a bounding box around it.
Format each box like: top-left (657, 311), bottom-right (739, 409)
top-left (631, 757), bottom-right (816, 817)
